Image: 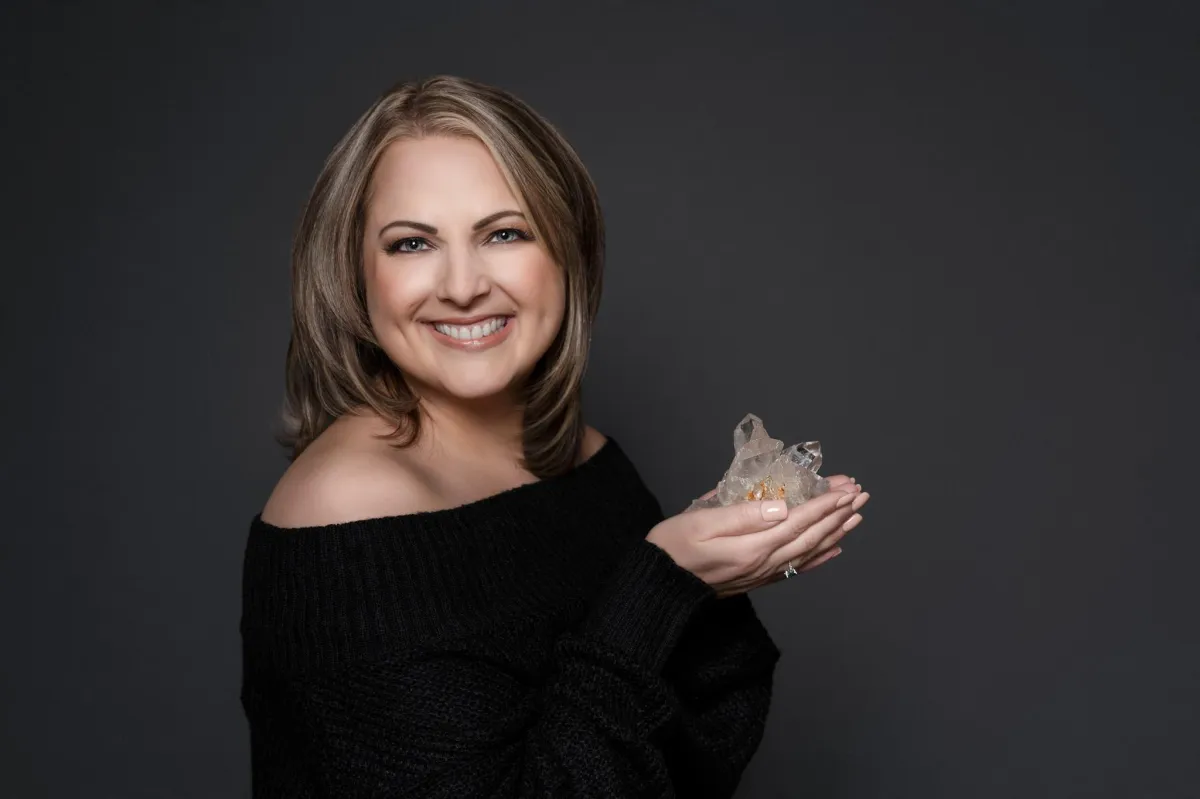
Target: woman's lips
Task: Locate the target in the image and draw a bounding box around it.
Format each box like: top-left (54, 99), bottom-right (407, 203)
top-left (426, 317), bottom-right (514, 351)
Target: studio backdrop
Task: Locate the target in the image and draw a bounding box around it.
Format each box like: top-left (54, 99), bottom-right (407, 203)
top-left (3, 1), bottom-right (1197, 797)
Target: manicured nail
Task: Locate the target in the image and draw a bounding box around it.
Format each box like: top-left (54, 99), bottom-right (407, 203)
top-left (837, 492), bottom-right (856, 508)
top-left (842, 513), bottom-right (863, 532)
top-left (761, 500), bottom-right (788, 521)
top-left (852, 491), bottom-right (870, 511)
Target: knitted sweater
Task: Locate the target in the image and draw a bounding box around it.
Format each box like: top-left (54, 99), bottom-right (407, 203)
top-left (239, 436), bottom-right (781, 798)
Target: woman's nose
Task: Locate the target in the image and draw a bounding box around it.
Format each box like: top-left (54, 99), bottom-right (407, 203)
top-left (437, 247), bottom-right (491, 305)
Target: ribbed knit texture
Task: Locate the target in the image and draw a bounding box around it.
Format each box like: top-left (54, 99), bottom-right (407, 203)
top-left (240, 437), bottom-right (782, 798)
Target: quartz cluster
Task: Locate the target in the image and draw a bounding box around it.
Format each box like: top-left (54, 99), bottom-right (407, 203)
top-left (687, 413), bottom-right (830, 512)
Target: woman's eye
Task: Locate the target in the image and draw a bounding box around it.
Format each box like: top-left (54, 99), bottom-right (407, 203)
top-left (386, 237), bottom-right (429, 254)
top-left (489, 228), bottom-right (533, 244)
top-left (386, 229), bottom-right (532, 254)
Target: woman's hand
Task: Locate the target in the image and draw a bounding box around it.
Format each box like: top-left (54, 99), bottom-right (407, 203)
top-left (645, 474), bottom-right (869, 599)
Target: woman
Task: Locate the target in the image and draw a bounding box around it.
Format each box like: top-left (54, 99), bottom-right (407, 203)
top-left (240, 75), bottom-right (870, 798)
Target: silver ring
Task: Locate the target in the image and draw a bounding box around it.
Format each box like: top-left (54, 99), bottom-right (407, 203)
top-left (783, 561), bottom-right (798, 578)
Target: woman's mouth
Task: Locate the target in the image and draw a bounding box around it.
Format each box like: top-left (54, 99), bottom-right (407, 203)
top-left (427, 315), bottom-right (514, 350)
top-left (431, 316), bottom-right (509, 340)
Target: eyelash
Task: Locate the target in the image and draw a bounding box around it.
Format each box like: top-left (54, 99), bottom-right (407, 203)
top-left (384, 227), bottom-right (535, 255)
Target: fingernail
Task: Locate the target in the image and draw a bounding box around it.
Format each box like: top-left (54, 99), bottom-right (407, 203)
top-left (836, 492), bottom-right (856, 508)
top-left (849, 477), bottom-right (856, 484)
top-left (852, 491), bottom-right (870, 511)
top-left (832, 548), bottom-right (843, 558)
top-left (842, 513), bottom-right (863, 532)
top-left (761, 500), bottom-right (788, 521)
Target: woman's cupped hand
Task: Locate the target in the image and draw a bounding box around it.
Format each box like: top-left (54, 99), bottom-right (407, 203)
top-left (646, 475), bottom-right (869, 599)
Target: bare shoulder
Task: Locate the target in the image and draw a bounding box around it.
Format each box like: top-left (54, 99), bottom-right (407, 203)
top-left (260, 428), bottom-right (434, 530)
top-left (579, 423), bottom-right (608, 464)
top-left (259, 421), bottom-right (609, 529)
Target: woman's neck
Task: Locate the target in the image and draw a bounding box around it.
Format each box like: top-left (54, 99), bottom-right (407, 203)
top-left (414, 392), bottom-right (527, 465)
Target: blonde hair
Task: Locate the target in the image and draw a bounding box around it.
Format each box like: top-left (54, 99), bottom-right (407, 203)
top-left (275, 75), bottom-right (605, 478)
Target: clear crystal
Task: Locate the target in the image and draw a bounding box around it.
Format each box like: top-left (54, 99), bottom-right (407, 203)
top-left (688, 414), bottom-right (830, 512)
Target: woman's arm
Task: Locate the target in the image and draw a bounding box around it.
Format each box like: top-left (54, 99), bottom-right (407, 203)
top-left (661, 593), bottom-right (782, 799)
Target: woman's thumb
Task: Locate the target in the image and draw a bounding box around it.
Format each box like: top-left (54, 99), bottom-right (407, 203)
top-left (701, 498), bottom-right (790, 536)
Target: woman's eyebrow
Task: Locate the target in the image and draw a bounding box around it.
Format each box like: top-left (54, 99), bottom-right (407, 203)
top-left (378, 210), bottom-right (525, 238)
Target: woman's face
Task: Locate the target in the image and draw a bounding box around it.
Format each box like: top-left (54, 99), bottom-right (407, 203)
top-left (361, 135), bottom-right (565, 404)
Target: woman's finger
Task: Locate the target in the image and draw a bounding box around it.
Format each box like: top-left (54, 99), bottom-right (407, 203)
top-left (737, 488), bottom-right (859, 553)
top-left (799, 547), bottom-right (842, 572)
top-left (824, 474), bottom-right (855, 491)
top-left (757, 485), bottom-right (869, 584)
top-left (688, 495), bottom-right (798, 544)
top-left (770, 502), bottom-right (862, 570)
top-left (797, 521), bottom-right (854, 563)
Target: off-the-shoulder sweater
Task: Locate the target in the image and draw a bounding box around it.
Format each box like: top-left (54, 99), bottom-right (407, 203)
top-left (239, 436), bottom-right (781, 798)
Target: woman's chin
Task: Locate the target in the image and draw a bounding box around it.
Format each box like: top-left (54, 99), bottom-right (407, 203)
top-left (437, 378), bottom-right (520, 403)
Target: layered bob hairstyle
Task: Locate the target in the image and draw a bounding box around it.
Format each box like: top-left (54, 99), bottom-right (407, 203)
top-left (276, 75), bottom-right (605, 479)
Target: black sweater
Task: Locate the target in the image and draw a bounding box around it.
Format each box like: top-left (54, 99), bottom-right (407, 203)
top-left (240, 437), bottom-right (781, 798)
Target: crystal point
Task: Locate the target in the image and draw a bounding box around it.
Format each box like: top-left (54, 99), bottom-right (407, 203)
top-left (688, 414), bottom-right (830, 512)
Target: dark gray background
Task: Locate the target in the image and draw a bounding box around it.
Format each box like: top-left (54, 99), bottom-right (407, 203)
top-left (4, 1), bottom-right (1197, 797)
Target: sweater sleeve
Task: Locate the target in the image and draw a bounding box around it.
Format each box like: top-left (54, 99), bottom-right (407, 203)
top-left (660, 593), bottom-right (782, 799)
top-left (274, 537), bottom-right (718, 799)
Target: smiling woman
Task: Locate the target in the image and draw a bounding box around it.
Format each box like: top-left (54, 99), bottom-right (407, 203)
top-left (361, 135), bottom-right (564, 397)
top-left (240, 75), bottom-right (799, 799)
top-left (276, 76), bottom-right (603, 478)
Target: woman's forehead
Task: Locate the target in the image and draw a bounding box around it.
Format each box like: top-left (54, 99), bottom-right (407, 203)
top-left (368, 136), bottom-right (521, 221)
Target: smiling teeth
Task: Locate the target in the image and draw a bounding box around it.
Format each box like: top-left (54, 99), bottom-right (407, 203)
top-left (433, 316), bottom-right (508, 340)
